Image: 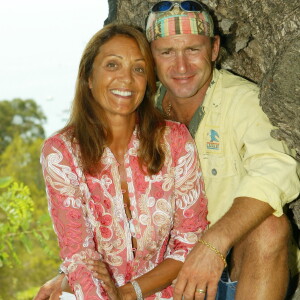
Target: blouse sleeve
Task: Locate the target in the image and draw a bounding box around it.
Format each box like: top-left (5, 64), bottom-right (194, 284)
top-left (40, 135), bottom-right (107, 299)
top-left (165, 123), bottom-right (208, 262)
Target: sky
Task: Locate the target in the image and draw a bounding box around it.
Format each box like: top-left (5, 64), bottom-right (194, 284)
top-left (0, 0), bottom-right (109, 136)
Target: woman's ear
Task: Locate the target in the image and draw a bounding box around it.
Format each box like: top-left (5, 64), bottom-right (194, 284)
top-left (88, 77), bottom-right (93, 89)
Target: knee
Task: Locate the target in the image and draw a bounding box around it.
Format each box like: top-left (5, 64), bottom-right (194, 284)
top-left (245, 214), bottom-right (291, 258)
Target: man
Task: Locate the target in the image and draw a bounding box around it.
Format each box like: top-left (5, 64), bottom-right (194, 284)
top-left (34, 1), bottom-right (299, 299)
top-left (145, 1), bottom-right (299, 300)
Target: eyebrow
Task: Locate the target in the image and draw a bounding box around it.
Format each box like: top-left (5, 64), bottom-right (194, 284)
top-left (155, 44), bottom-right (202, 51)
top-left (155, 47), bottom-right (173, 51)
top-left (105, 54), bottom-right (145, 62)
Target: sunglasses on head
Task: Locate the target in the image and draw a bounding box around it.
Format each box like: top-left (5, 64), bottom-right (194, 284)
top-left (150, 1), bottom-right (205, 13)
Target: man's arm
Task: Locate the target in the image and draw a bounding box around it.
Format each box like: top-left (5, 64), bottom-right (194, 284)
top-left (173, 197), bottom-right (274, 300)
top-left (33, 274), bottom-right (64, 300)
top-left (173, 74), bottom-right (299, 300)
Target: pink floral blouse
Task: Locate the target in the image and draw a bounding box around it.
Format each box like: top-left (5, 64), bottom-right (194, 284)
top-left (41, 121), bottom-right (208, 300)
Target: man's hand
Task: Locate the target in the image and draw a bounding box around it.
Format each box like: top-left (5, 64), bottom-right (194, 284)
top-left (33, 274), bottom-right (64, 300)
top-left (173, 198), bottom-right (275, 300)
top-left (173, 241), bottom-right (225, 300)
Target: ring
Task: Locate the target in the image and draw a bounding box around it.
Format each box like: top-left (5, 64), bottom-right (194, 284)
top-left (196, 289), bottom-right (206, 294)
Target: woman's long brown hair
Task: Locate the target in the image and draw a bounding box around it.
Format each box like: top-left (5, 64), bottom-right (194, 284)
top-left (62, 24), bottom-right (166, 175)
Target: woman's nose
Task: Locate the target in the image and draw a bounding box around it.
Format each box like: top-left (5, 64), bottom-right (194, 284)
top-left (119, 66), bottom-right (133, 83)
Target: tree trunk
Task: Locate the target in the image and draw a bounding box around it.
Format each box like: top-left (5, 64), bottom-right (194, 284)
top-left (106, 0), bottom-right (300, 155)
top-left (105, 1), bottom-right (300, 283)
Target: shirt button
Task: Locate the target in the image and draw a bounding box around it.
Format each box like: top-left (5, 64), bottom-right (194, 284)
top-left (211, 168), bottom-right (217, 175)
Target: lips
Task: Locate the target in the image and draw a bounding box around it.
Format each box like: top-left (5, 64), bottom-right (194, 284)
top-left (111, 89), bottom-right (133, 97)
top-left (172, 75), bottom-right (194, 81)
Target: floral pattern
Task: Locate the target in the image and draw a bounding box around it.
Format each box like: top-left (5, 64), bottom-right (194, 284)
top-left (41, 121), bottom-right (208, 299)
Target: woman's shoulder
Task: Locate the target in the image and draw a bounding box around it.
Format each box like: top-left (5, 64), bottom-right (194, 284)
top-left (165, 120), bottom-right (184, 130)
top-left (165, 120), bottom-right (190, 135)
top-left (164, 120), bottom-right (193, 144)
top-left (42, 127), bottom-right (74, 152)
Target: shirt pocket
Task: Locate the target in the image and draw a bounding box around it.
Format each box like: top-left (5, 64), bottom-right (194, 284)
top-left (200, 154), bottom-right (238, 179)
top-left (199, 121), bottom-right (238, 178)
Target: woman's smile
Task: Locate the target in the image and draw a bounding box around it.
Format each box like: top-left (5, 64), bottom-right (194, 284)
top-left (88, 35), bottom-right (147, 119)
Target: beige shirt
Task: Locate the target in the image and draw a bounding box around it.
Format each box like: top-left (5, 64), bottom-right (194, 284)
top-left (155, 69), bottom-right (299, 225)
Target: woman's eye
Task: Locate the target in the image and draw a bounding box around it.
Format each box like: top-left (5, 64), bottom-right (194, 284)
top-left (106, 62), bottom-right (117, 68)
top-left (134, 67), bottom-right (145, 73)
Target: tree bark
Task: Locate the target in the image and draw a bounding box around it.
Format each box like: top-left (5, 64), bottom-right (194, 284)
top-left (106, 0), bottom-right (300, 156)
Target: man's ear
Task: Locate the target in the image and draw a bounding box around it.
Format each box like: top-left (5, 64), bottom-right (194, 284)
top-left (212, 35), bottom-right (220, 62)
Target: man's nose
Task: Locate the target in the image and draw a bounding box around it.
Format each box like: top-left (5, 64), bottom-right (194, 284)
top-left (174, 54), bottom-right (188, 74)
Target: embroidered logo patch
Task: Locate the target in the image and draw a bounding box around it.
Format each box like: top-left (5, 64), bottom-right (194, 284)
top-left (207, 129), bottom-right (220, 150)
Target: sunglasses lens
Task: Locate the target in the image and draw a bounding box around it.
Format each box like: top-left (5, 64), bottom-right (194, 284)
top-left (152, 1), bottom-right (173, 12)
top-left (181, 1), bottom-right (203, 11)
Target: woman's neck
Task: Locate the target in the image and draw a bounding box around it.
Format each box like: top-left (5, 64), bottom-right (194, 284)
top-left (108, 114), bottom-right (136, 162)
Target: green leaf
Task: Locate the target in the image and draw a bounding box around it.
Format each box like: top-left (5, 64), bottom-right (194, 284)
top-left (20, 234), bottom-right (32, 253)
top-left (0, 177), bottom-right (13, 189)
top-left (41, 229), bottom-right (50, 240)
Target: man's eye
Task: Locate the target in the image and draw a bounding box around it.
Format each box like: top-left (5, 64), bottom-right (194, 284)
top-left (162, 51), bottom-right (170, 55)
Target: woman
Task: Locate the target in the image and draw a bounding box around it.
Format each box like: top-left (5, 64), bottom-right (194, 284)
top-left (41, 24), bottom-right (208, 299)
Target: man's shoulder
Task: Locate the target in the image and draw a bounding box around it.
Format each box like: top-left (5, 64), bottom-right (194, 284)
top-left (218, 69), bottom-right (258, 92)
top-left (214, 69), bottom-right (260, 109)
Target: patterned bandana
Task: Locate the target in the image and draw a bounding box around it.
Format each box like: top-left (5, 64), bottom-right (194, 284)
top-left (146, 5), bottom-right (214, 42)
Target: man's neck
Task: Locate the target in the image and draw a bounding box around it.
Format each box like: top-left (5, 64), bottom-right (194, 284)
top-left (163, 81), bottom-right (210, 126)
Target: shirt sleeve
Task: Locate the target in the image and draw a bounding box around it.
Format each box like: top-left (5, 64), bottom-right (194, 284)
top-left (40, 135), bottom-right (107, 299)
top-left (165, 123), bottom-right (208, 262)
top-left (232, 88), bottom-right (300, 216)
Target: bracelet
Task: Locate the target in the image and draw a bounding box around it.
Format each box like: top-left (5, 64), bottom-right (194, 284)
top-left (130, 280), bottom-right (143, 300)
top-left (199, 239), bottom-right (227, 268)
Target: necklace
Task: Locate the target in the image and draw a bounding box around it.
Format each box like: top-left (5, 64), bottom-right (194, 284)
top-left (165, 100), bottom-right (172, 117)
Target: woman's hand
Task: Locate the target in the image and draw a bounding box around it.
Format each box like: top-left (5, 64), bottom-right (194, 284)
top-left (33, 274), bottom-right (64, 300)
top-left (85, 260), bottom-right (125, 300)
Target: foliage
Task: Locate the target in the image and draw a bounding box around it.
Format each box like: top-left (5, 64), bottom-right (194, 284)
top-left (0, 98), bottom-right (60, 299)
top-left (0, 175), bottom-right (57, 269)
top-left (0, 98), bottom-right (46, 154)
top-left (15, 287), bottom-right (40, 300)
top-left (0, 177), bottom-right (34, 267)
top-left (0, 135), bottom-right (46, 210)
